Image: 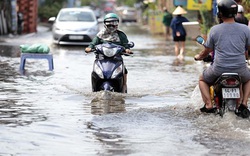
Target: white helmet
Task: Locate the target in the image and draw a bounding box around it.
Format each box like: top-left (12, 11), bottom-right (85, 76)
top-left (237, 5), bottom-right (244, 13)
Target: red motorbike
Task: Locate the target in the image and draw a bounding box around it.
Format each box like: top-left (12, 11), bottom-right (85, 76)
top-left (195, 36), bottom-right (249, 118)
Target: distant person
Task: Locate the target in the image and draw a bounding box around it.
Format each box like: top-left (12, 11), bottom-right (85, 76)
top-left (162, 7), bottom-right (173, 39)
top-left (235, 4), bottom-right (249, 61)
top-left (16, 6), bottom-right (24, 35)
top-left (235, 4), bottom-right (248, 26)
top-left (170, 6), bottom-right (189, 60)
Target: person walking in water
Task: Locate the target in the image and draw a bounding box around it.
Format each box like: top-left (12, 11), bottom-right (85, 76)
top-left (162, 7), bottom-right (173, 40)
top-left (170, 6), bottom-right (189, 60)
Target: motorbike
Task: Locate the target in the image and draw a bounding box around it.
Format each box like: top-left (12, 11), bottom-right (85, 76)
top-left (87, 42), bottom-right (134, 93)
top-left (195, 36), bottom-right (250, 118)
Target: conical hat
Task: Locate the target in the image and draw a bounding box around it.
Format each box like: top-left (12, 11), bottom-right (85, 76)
top-left (172, 6), bottom-right (187, 15)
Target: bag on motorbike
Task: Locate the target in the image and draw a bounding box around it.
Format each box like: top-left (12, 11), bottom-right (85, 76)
top-left (20, 44), bottom-right (50, 54)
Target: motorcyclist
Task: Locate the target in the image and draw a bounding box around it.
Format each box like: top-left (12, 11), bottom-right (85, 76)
top-left (194, 0), bottom-right (250, 115)
top-left (235, 4), bottom-right (249, 26)
top-left (85, 13), bottom-right (132, 92)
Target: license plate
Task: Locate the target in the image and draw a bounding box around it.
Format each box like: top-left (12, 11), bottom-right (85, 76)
top-left (222, 88), bottom-right (240, 98)
top-left (69, 35), bottom-right (83, 40)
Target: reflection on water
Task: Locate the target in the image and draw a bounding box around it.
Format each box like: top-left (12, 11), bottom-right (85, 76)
top-left (0, 99), bottom-right (47, 127)
top-left (172, 57), bottom-right (184, 66)
top-left (87, 119), bottom-right (133, 156)
top-left (0, 60), bottom-right (48, 127)
top-left (0, 61), bottom-right (19, 81)
top-left (87, 91), bottom-right (131, 155)
top-left (90, 91), bottom-right (125, 115)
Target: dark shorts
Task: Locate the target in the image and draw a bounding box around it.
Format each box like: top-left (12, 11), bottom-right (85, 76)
top-left (125, 67), bottom-right (128, 74)
top-left (203, 66), bottom-right (250, 84)
top-left (173, 36), bottom-right (186, 42)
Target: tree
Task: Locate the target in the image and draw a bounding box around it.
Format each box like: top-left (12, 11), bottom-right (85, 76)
top-left (199, 6), bottom-right (213, 35)
top-left (241, 0), bottom-right (250, 20)
top-left (81, 0), bottom-right (100, 6)
top-left (116, 0), bottom-right (137, 7)
top-left (241, 0), bottom-right (250, 13)
top-left (38, 0), bottom-right (67, 21)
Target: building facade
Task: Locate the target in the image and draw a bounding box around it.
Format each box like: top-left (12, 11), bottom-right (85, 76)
top-left (0, 0), bottom-right (38, 35)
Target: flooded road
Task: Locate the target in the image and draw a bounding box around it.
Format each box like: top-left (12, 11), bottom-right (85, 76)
top-left (0, 23), bottom-right (250, 156)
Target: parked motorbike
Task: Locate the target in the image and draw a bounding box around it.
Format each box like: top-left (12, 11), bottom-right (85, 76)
top-left (195, 36), bottom-right (250, 118)
top-left (87, 42), bottom-right (134, 93)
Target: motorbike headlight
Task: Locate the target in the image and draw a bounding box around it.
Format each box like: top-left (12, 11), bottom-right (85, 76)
top-left (94, 63), bottom-right (104, 79)
top-left (103, 47), bottom-right (117, 57)
top-left (111, 64), bottom-right (123, 79)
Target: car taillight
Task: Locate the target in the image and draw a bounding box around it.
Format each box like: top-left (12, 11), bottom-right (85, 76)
top-left (221, 78), bottom-right (240, 86)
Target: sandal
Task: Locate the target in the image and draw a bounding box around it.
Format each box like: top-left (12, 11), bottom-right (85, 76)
top-left (200, 104), bottom-right (216, 113)
top-left (235, 104), bottom-right (250, 118)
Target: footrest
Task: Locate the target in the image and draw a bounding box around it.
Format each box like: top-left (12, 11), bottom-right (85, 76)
top-left (20, 53), bottom-right (54, 71)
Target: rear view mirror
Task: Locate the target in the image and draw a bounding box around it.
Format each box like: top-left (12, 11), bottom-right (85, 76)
top-left (48, 17), bottom-right (56, 23)
top-left (196, 35), bottom-right (205, 45)
top-left (128, 41), bottom-right (134, 48)
top-left (97, 18), bottom-right (104, 23)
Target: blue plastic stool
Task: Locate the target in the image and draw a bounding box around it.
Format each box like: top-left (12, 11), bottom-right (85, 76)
top-left (20, 53), bottom-right (54, 71)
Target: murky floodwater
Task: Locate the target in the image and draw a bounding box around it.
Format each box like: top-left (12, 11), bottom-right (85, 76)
top-left (0, 23), bottom-right (250, 156)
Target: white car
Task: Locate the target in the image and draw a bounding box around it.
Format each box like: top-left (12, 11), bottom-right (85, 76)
top-left (48, 8), bottom-right (99, 45)
top-left (116, 7), bottom-right (137, 23)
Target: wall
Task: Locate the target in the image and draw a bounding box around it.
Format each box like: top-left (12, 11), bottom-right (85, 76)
top-left (17, 0), bottom-right (38, 34)
top-left (147, 0), bottom-right (174, 35)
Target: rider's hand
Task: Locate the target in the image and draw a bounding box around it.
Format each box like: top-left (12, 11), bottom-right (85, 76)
top-left (194, 54), bottom-right (201, 61)
top-left (85, 47), bottom-right (92, 53)
top-left (125, 49), bottom-right (132, 54)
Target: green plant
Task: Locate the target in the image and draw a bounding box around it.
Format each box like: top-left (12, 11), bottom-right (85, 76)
top-left (242, 0), bottom-right (250, 12)
top-left (81, 0), bottom-right (101, 6)
top-left (116, 0), bottom-right (137, 6)
top-left (38, 0), bottom-right (66, 21)
top-left (199, 6), bottom-right (213, 35)
top-left (245, 13), bottom-right (250, 20)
